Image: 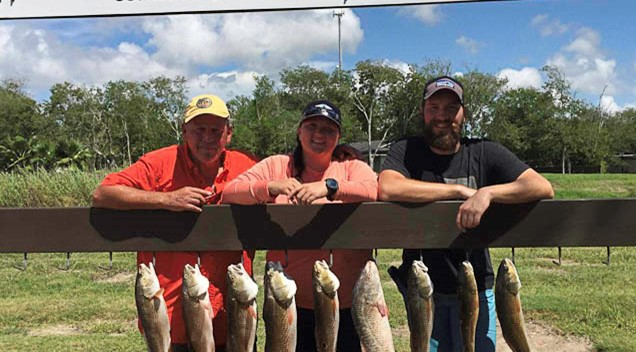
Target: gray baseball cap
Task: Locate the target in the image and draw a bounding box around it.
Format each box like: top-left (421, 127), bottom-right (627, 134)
top-left (423, 76), bottom-right (464, 104)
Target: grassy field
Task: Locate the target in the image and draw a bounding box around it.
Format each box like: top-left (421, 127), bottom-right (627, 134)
top-left (0, 173), bottom-right (635, 351)
top-left (545, 173), bottom-right (636, 199)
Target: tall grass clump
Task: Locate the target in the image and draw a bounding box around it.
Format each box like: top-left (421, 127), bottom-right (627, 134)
top-left (0, 168), bottom-right (110, 207)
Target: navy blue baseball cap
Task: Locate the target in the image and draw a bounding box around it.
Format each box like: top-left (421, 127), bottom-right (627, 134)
top-left (300, 100), bottom-right (342, 129)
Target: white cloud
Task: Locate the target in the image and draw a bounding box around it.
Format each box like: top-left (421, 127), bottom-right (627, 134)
top-left (531, 14), bottom-right (569, 36)
top-left (456, 36), bottom-right (484, 54)
top-left (599, 95), bottom-right (623, 114)
top-left (398, 4), bottom-right (442, 26)
top-left (565, 27), bottom-right (601, 57)
top-left (0, 23), bottom-right (179, 96)
top-left (0, 10), bottom-right (364, 101)
top-left (189, 70), bottom-right (258, 101)
top-left (497, 67), bottom-right (543, 90)
top-left (546, 27), bottom-right (618, 96)
top-left (143, 10), bottom-right (363, 73)
top-left (380, 59), bottom-right (411, 75)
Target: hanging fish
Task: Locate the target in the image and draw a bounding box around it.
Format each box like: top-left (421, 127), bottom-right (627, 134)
top-left (135, 263), bottom-right (171, 352)
top-left (496, 258), bottom-right (531, 352)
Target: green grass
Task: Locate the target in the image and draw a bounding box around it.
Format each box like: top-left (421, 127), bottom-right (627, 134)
top-left (0, 172), bottom-right (636, 350)
top-left (489, 247), bottom-right (636, 352)
top-left (0, 252), bottom-right (144, 351)
top-left (545, 173), bottom-right (636, 199)
top-left (3, 248), bottom-right (635, 351)
top-left (0, 169), bottom-right (107, 207)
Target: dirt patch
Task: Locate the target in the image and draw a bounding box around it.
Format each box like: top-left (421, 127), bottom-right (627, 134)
top-left (534, 266), bottom-right (568, 275)
top-left (95, 272), bottom-right (135, 284)
top-left (496, 319), bottom-right (595, 352)
top-left (537, 257), bottom-right (582, 266)
top-left (28, 324), bottom-right (83, 336)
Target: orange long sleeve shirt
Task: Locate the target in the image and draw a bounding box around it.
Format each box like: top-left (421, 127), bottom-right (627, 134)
top-left (222, 154), bottom-right (378, 308)
top-left (101, 145), bottom-right (257, 345)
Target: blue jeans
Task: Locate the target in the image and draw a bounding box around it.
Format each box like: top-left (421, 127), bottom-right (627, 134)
top-left (430, 289), bottom-right (496, 352)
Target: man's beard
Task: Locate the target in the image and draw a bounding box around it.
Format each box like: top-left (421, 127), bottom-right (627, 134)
top-left (423, 121), bottom-right (462, 152)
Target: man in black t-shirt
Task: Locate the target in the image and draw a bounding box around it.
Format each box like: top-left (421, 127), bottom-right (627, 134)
top-left (378, 75), bottom-right (554, 352)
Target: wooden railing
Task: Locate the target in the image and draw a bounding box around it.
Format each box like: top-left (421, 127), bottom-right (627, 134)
top-left (1, 199), bottom-right (634, 253)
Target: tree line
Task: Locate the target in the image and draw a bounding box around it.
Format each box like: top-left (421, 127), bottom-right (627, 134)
top-left (1, 59), bottom-right (635, 173)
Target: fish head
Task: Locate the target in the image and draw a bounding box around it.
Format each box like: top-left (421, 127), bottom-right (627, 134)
top-left (457, 261), bottom-right (475, 282)
top-left (355, 260), bottom-right (382, 303)
top-left (497, 258), bottom-right (521, 295)
top-left (227, 263), bottom-right (258, 303)
top-left (313, 260), bottom-right (340, 295)
top-left (410, 260), bottom-right (433, 298)
top-left (137, 263), bottom-right (161, 299)
top-left (183, 264), bottom-right (210, 298)
top-left (266, 261), bottom-right (297, 304)
top-left (457, 260), bottom-right (477, 293)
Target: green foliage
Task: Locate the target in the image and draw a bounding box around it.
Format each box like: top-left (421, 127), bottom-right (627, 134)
top-left (0, 80), bottom-right (45, 141)
top-left (488, 87), bottom-right (561, 166)
top-left (2, 63), bottom-right (636, 172)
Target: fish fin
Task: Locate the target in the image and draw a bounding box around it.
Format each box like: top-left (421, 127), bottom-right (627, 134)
top-left (360, 343), bottom-right (368, 352)
top-left (203, 299), bottom-right (215, 318)
top-left (331, 299), bottom-right (338, 316)
top-left (152, 288), bottom-right (165, 300)
top-left (286, 308), bottom-right (295, 326)
top-left (376, 302), bottom-right (389, 317)
top-left (247, 305), bottom-right (257, 319)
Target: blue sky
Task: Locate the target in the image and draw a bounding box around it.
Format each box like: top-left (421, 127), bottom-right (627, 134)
top-left (0, 0), bottom-right (634, 112)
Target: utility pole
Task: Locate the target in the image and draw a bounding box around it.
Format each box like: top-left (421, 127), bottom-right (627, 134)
top-left (333, 9), bottom-right (344, 70)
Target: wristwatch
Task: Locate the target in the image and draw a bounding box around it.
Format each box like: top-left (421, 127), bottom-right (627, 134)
top-left (325, 178), bottom-right (339, 201)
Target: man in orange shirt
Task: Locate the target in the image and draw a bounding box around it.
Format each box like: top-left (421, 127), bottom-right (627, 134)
top-left (92, 94), bottom-right (257, 352)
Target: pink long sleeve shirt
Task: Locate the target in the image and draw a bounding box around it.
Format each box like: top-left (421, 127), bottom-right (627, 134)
top-left (222, 154), bottom-right (378, 308)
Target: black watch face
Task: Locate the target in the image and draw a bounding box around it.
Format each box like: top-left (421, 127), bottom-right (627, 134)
top-left (326, 178), bottom-right (338, 190)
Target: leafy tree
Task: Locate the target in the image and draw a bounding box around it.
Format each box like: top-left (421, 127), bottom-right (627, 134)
top-left (351, 60), bottom-right (406, 166)
top-left (230, 75), bottom-right (296, 157)
top-left (143, 76), bottom-right (188, 146)
top-left (460, 70), bottom-right (507, 138)
top-left (279, 65), bottom-right (331, 112)
top-left (0, 80), bottom-right (44, 141)
top-left (488, 87), bottom-right (561, 167)
top-left (44, 82), bottom-right (115, 169)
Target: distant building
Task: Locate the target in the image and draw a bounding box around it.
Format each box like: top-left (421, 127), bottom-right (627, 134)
top-left (349, 140), bottom-right (394, 172)
top-left (614, 153), bottom-right (636, 173)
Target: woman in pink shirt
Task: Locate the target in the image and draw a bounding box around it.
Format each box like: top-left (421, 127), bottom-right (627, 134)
top-left (222, 100), bottom-right (377, 352)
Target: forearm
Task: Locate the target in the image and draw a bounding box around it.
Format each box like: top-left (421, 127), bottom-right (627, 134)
top-left (479, 169), bottom-right (554, 204)
top-left (336, 179), bottom-right (378, 202)
top-left (92, 185), bottom-right (168, 210)
top-left (378, 173), bottom-right (467, 202)
top-left (221, 179), bottom-right (272, 205)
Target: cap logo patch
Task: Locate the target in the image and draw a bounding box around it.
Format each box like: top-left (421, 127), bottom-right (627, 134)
top-left (196, 98), bottom-right (212, 109)
top-left (436, 80), bottom-right (455, 88)
top-left (314, 103), bottom-right (333, 111)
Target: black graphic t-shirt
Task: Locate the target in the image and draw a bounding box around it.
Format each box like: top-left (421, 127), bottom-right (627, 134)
top-left (381, 136), bottom-right (529, 294)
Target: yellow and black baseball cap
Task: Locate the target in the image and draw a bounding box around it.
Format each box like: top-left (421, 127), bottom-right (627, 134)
top-left (183, 94), bottom-right (230, 124)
